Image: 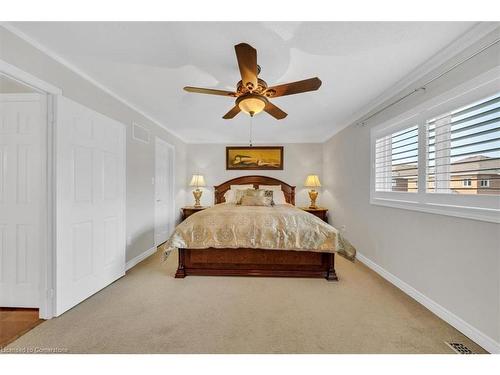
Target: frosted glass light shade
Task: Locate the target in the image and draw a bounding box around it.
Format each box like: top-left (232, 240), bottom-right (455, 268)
top-left (236, 94), bottom-right (268, 116)
top-left (304, 175), bottom-right (321, 187)
top-left (189, 174), bottom-right (206, 187)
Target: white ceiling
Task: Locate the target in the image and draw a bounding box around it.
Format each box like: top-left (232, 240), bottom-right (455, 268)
top-left (10, 22), bottom-right (476, 143)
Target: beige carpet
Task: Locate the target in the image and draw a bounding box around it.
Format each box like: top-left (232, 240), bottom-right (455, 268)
top-left (5, 250), bottom-right (486, 354)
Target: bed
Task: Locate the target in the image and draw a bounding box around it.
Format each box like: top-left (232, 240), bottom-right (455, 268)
top-left (164, 175), bottom-right (355, 281)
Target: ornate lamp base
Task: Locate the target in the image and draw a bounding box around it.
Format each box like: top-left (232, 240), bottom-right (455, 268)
top-left (192, 189), bottom-right (203, 207)
top-left (308, 189), bottom-right (318, 209)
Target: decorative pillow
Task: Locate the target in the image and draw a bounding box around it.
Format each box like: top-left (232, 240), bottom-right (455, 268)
top-left (240, 195), bottom-right (273, 206)
top-left (262, 189), bottom-right (275, 205)
top-left (234, 188), bottom-right (252, 204)
top-left (244, 189), bottom-right (263, 197)
top-left (257, 185), bottom-right (287, 204)
top-left (234, 188), bottom-right (260, 205)
top-left (238, 189), bottom-right (274, 206)
top-left (224, 188), bottom-right (252, 204)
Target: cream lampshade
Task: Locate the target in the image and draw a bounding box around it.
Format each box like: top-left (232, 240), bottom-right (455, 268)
top-left (236, 94), bottom-right (268, 117)
top-left (189, 174), bottom-right (206, 207)
top-left (304, 175), bottom-right (321, 209)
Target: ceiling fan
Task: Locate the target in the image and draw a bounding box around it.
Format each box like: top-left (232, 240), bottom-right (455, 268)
top-left (183, 43), bottom-right (322, 120)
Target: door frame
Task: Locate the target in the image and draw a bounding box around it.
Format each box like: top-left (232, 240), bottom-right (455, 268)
top-left (0, 59), bottom-right (61, 319)
top-left (154, 137), bottom-right (175, 246)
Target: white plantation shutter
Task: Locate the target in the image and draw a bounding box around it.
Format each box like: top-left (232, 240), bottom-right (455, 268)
top-left (370, 72), bottom-right (500, 223)
top-left (375, 124), bottom-right (419, 193)
top-left (426, 93), bottom-right (500, 196)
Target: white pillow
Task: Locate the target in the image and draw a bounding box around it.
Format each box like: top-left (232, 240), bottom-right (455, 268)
top-left (258, 185), bottom-right (281, 190)
top-left (272, 190), bottom-right (287, 205)
top-left (230, 184), bottom-right (254, 190)
top-left (223, 190), bottom-right (236, 203)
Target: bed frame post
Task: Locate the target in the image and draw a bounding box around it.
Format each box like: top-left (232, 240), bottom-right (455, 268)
top-left (175, 249), bottom-right (186, 278)
top-left (325, 253), bottom-right (338, 281)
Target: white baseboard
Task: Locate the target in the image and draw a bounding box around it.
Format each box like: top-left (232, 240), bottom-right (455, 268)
top-left (125, 246), bottom-right (157, 271)
top-left (356, 252), bottom-right (500, 354)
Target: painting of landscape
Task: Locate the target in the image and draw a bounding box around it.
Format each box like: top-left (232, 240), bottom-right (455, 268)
top-left (226, 146), bottom-right (284, 170)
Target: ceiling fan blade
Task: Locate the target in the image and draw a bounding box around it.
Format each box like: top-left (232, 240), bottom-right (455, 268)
top-left (184, 86), bottom-right (236, 97)
top-left (222, 105), bottom-right (241, 119)
top-left (234, 43), bottom-right (258, 91)
top-left (264, 102), bottom-right (287, 120)
top-left (265, 77), bottom-right (322, 98)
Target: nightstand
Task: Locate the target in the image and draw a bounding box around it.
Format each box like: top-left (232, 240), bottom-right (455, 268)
top-left (300, 207), bottom-right (328, 223)
top-left (181, 206), bottom-right (210, 221)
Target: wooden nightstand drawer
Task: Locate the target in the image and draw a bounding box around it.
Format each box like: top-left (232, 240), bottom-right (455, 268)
top-left (299, 207), bottom-right (328, 223)
top-left (181, 206), bottom-right (210, 221)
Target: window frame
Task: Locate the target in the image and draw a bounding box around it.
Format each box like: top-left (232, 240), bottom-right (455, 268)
top-left (374, 122), bottom-right (419, 194)
top-left (480, 179), bottom-right (490, 188)
top-left (370, 68), bottom-right (500, 223)
top-left (463, 179), bottom-right (472, 187)
top-left (371, 113), bottom-right (422, 203)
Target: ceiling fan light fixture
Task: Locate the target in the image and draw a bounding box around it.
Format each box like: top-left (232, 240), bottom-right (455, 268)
top-left (184, 42), bottom-right (322, 120)
top-left (236, 94), bottom-right (268, 117)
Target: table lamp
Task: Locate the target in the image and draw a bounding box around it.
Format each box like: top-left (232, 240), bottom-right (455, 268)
top-left (304, 175), bottom-right (321, 209)
top-left (189, 174), bottom-right (206, 207)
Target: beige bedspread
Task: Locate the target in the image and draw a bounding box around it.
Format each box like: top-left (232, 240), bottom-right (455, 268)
top-left (160, 203), bottom-right (356, 261)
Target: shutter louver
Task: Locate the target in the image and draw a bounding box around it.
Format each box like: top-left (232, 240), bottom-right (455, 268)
top-left (427, 93), bottom-right (500, 195)
top-left (375, 125), bottom-right (418, 192)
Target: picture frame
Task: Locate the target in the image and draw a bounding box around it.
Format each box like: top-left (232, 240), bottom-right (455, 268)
top-left (226, 146), bottom-right (284, 170)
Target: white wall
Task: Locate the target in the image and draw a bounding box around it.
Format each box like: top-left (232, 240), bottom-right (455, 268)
top-left (0, 26), bottom-right (187, 262)
top-left (322, 28), bottom-right (500, 350)
top-left (185, 143), bottom-right (323, 207)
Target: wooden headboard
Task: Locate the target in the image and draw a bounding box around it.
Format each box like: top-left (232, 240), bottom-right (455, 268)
top-left (214, 175), bottom-right (296, 205)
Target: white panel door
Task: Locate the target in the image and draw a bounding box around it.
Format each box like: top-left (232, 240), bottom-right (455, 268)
top-left (154, 137), bottom-right (174, 245)
top-left (0, 94), bottom-right (45, 307)
top-left (56, 96), bottom-right (125, 315)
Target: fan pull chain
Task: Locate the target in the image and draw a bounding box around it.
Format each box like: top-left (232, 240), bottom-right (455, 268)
top-left (249, 116), bottom-right (253, 147)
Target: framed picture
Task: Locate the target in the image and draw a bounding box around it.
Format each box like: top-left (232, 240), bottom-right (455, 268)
top-left (226, 146), bottom-right (284, 170)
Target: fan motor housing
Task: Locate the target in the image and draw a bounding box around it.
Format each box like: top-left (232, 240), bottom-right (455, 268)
top-left (237, 78), bottom-right (269, 96)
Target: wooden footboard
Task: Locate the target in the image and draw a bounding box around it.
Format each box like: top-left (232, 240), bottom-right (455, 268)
top-left (175, 248), bottom-right (338, 281)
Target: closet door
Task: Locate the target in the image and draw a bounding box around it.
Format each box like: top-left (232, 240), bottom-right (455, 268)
top-left (0, 94), bottom-right (45, 308)
top-left (56, 96), bottom-right (126, 315)
top-left (155, 137), bottom-right (175, 246)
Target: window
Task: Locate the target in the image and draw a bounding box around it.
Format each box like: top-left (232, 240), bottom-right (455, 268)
top-left (370, 72), bottom-right (500, 223)
top-left (426, 94), bottom-right (499, 196)
top-left (480, 179), bottom-right (490, 188)
top-left (375, 124), bottom-right (418, 193)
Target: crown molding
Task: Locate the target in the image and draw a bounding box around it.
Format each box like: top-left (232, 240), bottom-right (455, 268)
top-left (0, 58), bottom-right (62, 94)
top-left (185, 140), bottom-right (325, 145)
top-left (1, 22), bottom-right (189, 144)
top-left (324, 22), bottom-right (500, 142)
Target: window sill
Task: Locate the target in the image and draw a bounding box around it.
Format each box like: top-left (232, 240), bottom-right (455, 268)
top-left (370, 197), bottom-right (500, 224)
